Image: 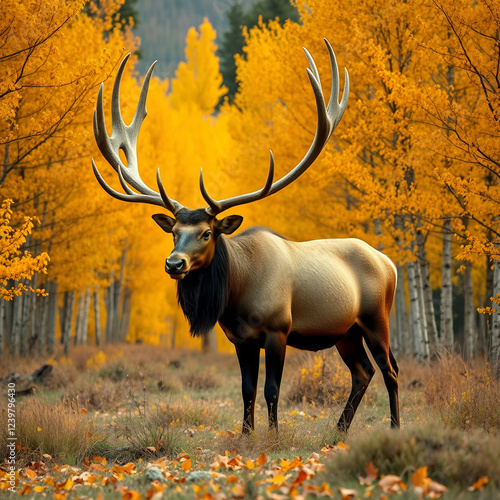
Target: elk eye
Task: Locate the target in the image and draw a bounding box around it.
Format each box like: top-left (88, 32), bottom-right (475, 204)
top-left (202, 230), bottom-right (211, 240)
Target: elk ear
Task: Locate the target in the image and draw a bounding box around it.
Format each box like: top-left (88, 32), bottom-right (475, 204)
top-left (152, 213), bottom-right (176, 233)
top-left (218, 215), bottom-right (243, 235)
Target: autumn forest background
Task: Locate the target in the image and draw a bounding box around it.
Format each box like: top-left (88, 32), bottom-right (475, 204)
top-left (1, 0), bottom-right (500, 497)
top-left (2, 0), bottom-right (500, 366)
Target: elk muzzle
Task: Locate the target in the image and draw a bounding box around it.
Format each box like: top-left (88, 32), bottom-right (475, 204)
top-left (165, 255), bottom-right (188, 279)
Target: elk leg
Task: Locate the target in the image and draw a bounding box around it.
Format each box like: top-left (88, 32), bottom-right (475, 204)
top-left (335, 324), bottom-right (375, 433)
top-left (359, 319), bottom-right (400, 428)
top-left (264, 332), bottom-right (287, 431)
top-left (235, 345), bottom-right (260, 434)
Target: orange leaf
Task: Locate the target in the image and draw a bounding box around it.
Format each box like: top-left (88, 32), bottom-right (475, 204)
top-left (227, 474), bottom-right (239, 484)
top-left (80, 408), bottom-right (87, 414)
top-left (24, 469), bottom-right (36, 479)
top-left (337, 441), bottom-right (350, 450)
top-left (412, 466), bottom-right (430, 489)
top-left (182, 460), bottom-right (192, 472)
top-left (246, 460), bottom-right (255, 470)
top-left (292, 470), bottom-right (308, 485)
top-left (256, 452), bottom-right (267, 466)
top-left (122, 490), bottom-right (141, 500)
top-left (113, 462), bottom-right (135, 474)
top-left (468, 476), bottom-right (488, 491)
top-left (19, 483), bottom-right (32, 495)
top-left (55, 478), bottom-right (74, 491)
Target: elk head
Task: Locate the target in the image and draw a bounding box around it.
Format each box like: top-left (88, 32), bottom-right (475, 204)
top-left (92, 40), bottom-right (349, 280)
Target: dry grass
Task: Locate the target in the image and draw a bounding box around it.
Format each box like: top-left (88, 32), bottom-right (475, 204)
top-left (0, 398), bottom-right (106, 464)
top-left (323, 424), bottom-right (500, 488)
top-left (286, 349), bottom-right (351, 405)
top-left (423, 351), bottom-right (500, 433)
top-left (63, 378), bottom-right (126, 411)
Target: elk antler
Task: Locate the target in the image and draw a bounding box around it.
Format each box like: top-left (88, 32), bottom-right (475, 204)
top-left (92, 54), bottom-right (184, 215)
top-left (200, 38), bottom-right (349, 216)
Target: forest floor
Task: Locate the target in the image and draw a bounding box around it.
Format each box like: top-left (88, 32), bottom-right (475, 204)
top-left (0, 343), bottom-right (499, 499)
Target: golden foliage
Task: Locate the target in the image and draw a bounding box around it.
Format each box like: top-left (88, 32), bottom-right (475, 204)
top-left (0, 199), bottom-right (49, 299)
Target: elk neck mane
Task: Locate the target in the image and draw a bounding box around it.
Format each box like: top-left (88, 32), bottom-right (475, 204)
top-left (176, 235), bottom-right (229, 337)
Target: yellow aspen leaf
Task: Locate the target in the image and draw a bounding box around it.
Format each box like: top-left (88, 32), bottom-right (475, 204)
top-left (270, 473), bottom-right (287, 486)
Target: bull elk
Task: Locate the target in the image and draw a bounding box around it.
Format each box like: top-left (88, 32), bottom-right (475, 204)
top-left (92, 40), bottom-right (400, 434)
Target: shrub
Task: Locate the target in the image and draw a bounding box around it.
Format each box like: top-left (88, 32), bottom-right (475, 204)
top-left (0, 399), bottom-right (105, 464)
top-left (423, 352), bottom-right (500, 433)
top-left (323, 424), bottom-right (500, 488)
top-left (286, 350), bottom-right (351, 405)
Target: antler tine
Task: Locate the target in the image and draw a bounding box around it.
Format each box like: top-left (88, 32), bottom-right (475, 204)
top-left (92, 54), bottom-right (184, 214)
top-left (202, 40), bottom-right (349, 216)
top-left (201, 151), bottom-right (275, 216)
top-left (157, 169), bottom-right (183, 214)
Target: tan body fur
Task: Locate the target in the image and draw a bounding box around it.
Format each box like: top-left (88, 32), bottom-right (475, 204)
top-left (222, 230), bottom-right (396, 348)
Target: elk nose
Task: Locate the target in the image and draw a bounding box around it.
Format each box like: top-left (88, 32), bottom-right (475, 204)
top-left (165, 258), bottom-right (186, 274)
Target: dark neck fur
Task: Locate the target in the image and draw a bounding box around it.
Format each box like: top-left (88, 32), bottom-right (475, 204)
top-left (176, 236), bottom-right (229, 337)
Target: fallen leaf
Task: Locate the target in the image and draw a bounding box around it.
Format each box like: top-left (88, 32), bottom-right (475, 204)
top-left (122, 489), bottom-right (141, 500)
top-left (19, 483), bottom-right (32, 495)
top-left (427, 479), bottom-right (448, 497)
top-left (339, 486), bottom-right (357, 499)
top-left (270, 473), bottom-right (287, 486)
top-left (55, 478), bottom-right (74, 491)
top-left (256, 452), bottom-right (267, 466)
top-left (23, 469), bottom-right (36, 479)
top-left (227, 474), bottom-right (239, 484)
top-left (468, 476), bottom-right (488, 491)
top-left (359, 462), bottom-right (379, 485)
top-left (182, 460), bottom-right (191, 472)
top-left (412, 466), bottom-right (431, 490)
top-left (378, 474), bottom-right (407, 493)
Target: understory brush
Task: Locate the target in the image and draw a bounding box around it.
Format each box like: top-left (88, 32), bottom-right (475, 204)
top-left (423, 351), bottom-right (500, 432)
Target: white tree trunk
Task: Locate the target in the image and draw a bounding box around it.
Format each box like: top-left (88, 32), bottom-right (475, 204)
top-left (395, 265), bottom-right (408, 355)
top-left (63, 290), bottom-right (75, 355)
top-left (74, 291), bottom-right (84, 345)
top-left (28, 274), bottom-right (38, 356)
top-left (416, 262), bottom-right (430, 359)
top-left (441, 218), bottom-right (454, 349)
top-left (491, 256), bottom-right (500, 376)
top-left (20, 282), bottom-right (30, 356)
top-left (416, 227), bottom-right (438, 355)
top-left (81, 286), bottom-right (91, 344)
top-left (407, 261), bottom-right (426, 359)
top-left (463, 260), bottom-right (476, 358)
top-left (94, 288), bottom-right (102, 346)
